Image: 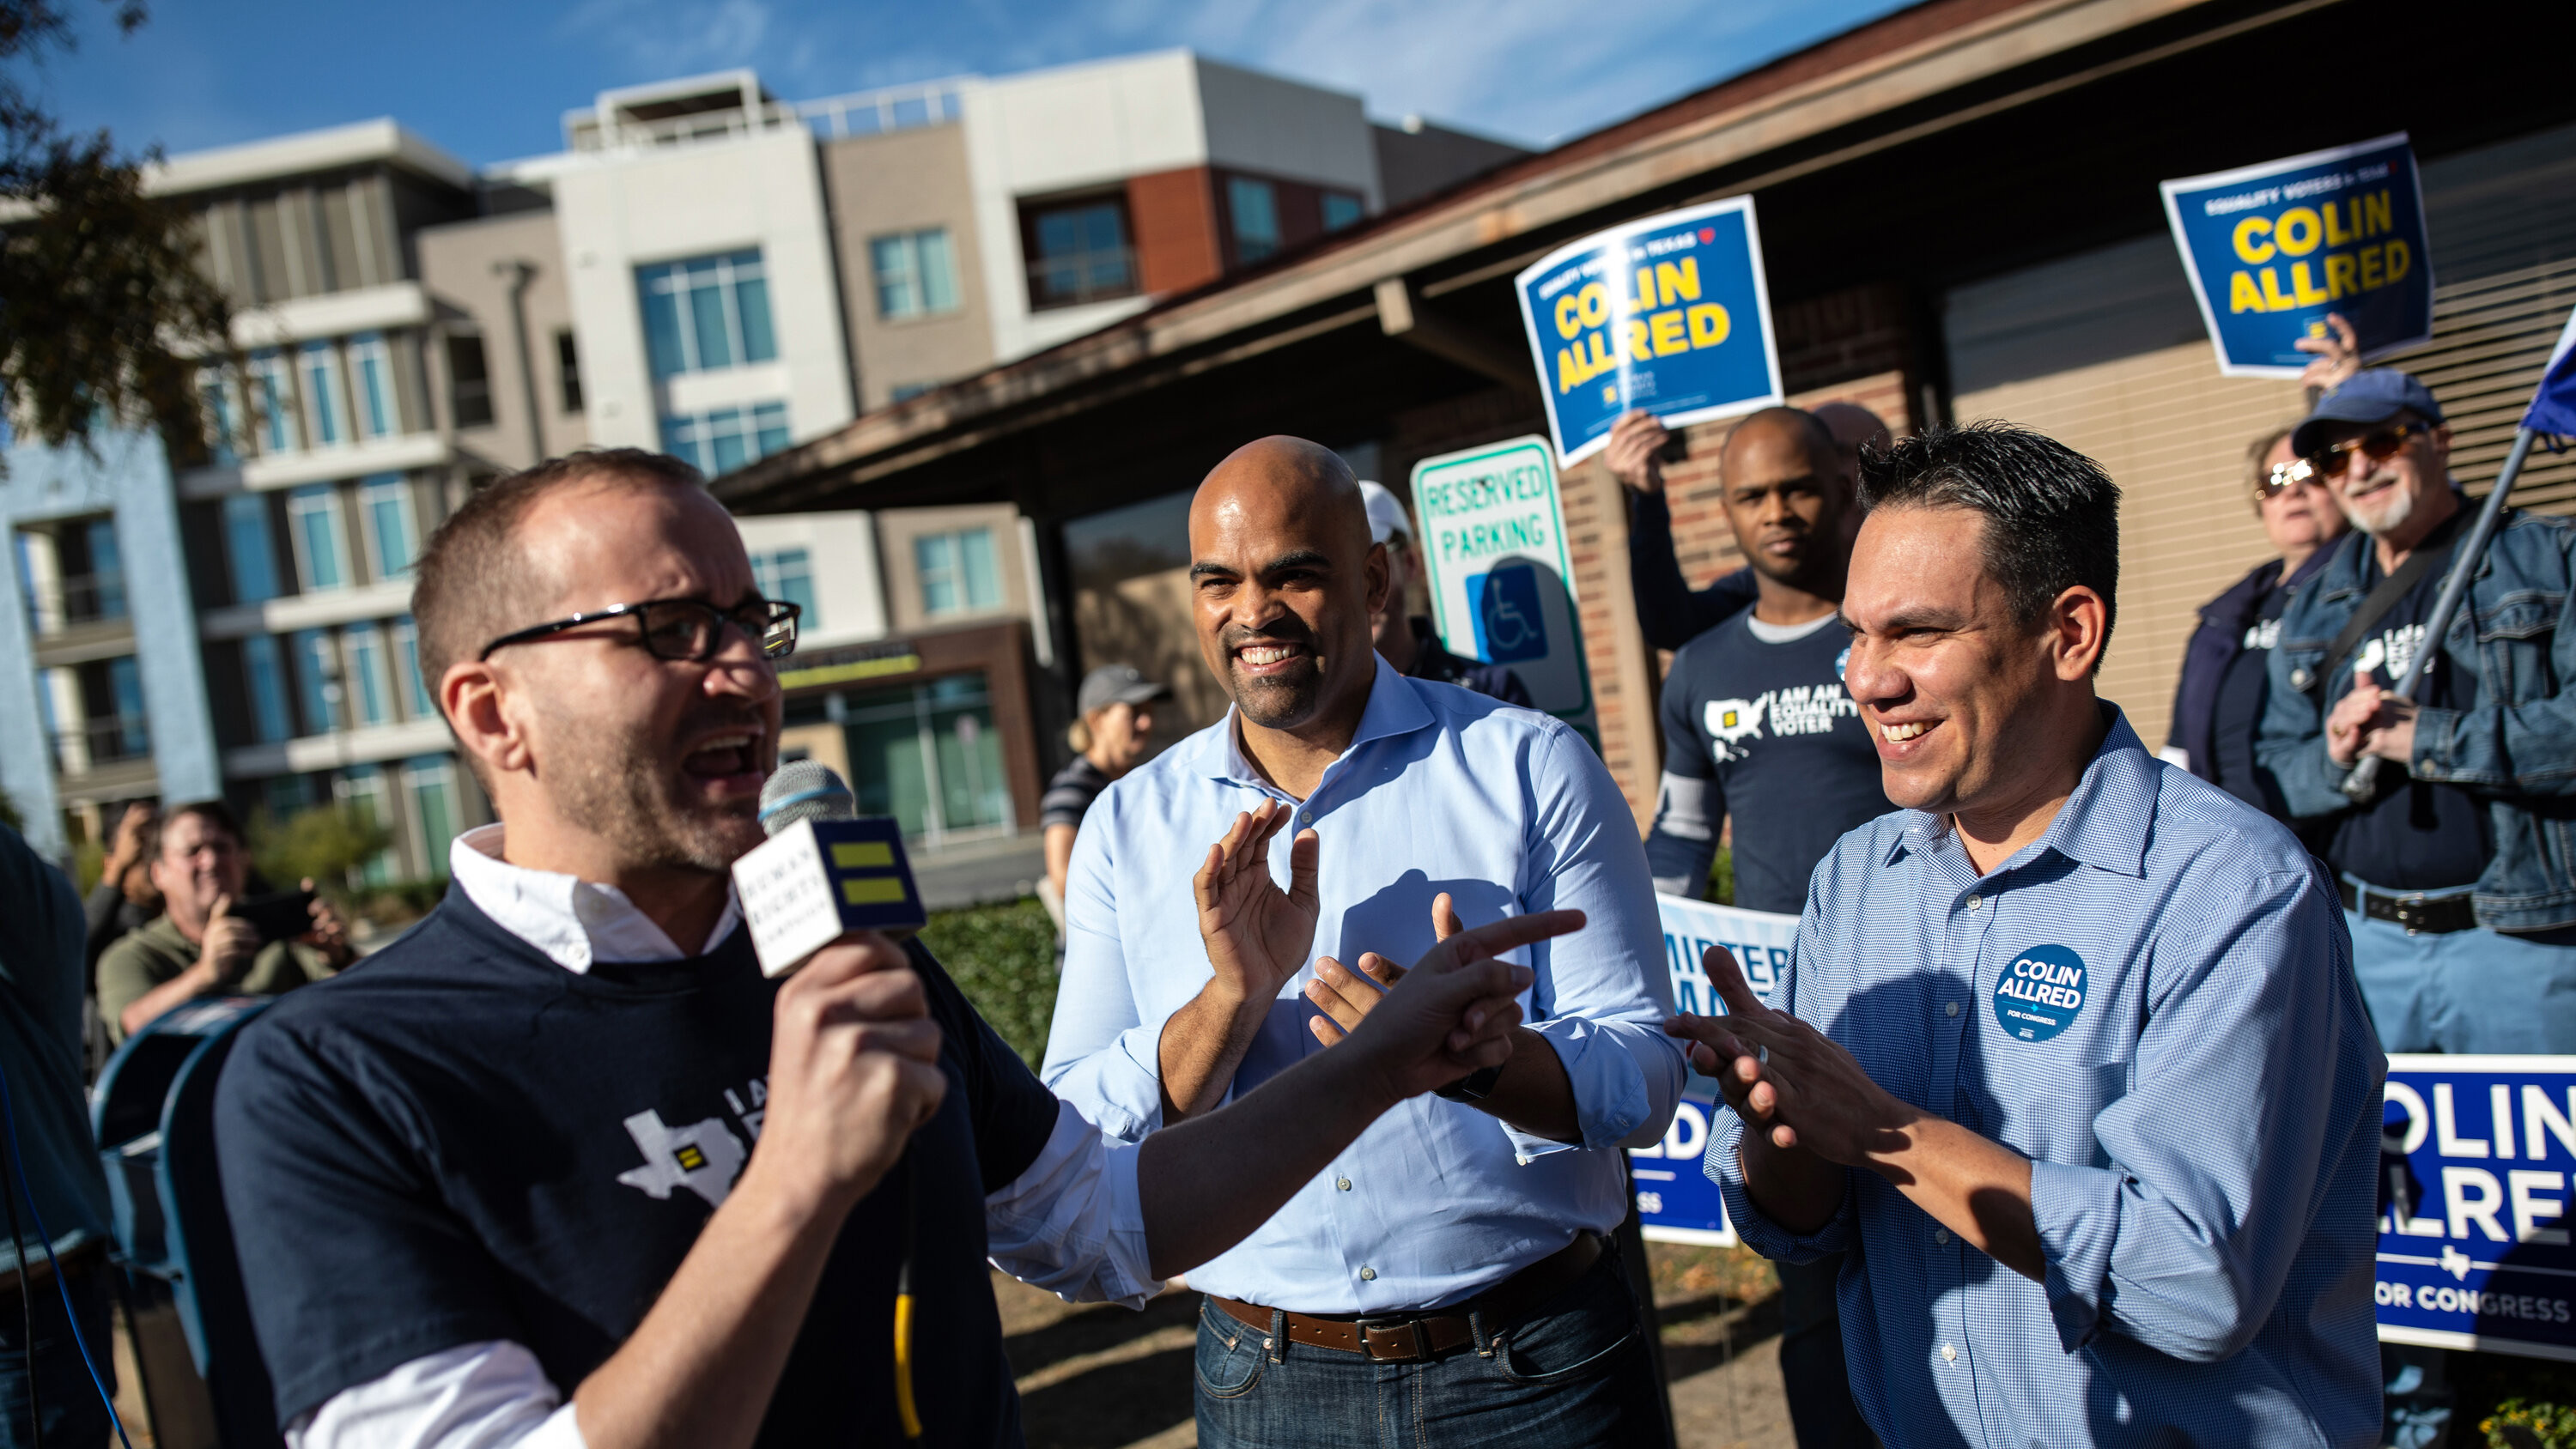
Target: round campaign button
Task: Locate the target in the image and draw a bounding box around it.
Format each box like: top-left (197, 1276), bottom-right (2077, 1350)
top-left (1993, 944), bottom-right (2087, 1043)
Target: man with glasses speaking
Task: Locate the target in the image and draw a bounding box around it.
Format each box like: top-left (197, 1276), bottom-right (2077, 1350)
top-left (2260, 368), bottom-right (2576, 1056)
top-left (211, 449), bottom-right (1571, 1449)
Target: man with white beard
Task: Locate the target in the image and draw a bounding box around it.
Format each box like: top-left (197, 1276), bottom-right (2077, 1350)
top-left (2259, 368), bottom-right (2576, 1058)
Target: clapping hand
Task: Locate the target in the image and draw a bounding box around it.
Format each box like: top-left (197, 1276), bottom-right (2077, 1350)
top-left (1662, 944), bottom-right (1915, 1168)
top-left (1194, 799), bottom-right (1320, 1009)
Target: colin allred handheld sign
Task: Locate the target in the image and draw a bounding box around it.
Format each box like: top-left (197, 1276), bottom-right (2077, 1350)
top-left (1514, 197), bottom-right (1784, 466)
top-left (2160, 133), bottom-right (2433, 378)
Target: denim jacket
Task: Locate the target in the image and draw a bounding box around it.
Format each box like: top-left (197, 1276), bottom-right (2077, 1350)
top-left (2257, 508), bottom-right (2576, 931)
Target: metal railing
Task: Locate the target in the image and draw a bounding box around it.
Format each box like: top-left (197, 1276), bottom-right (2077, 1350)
top-left (31, 573), bottom-right (130, 636)
top-left (50, 714), bottom-right (150, 774)
top-left (799, 79), bottom-right (969, 140)
top-left (1027, 247), bottom-right (1139, 310)
top-left (567, 78), bottom-right (972, 155)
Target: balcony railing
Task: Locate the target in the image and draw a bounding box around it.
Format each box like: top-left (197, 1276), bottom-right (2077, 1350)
top-left (32, 573), bottom-right (130, 637)
top-left (50, 714), bottom-right (151, 775)
top-left (1027, 247), bottom-right (1139, 311)
top-left (799, 80), bottom-right (968, 140)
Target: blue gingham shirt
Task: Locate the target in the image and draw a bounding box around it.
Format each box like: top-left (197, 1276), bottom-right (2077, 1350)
top-left (1043, 658), bottom-right (1685, 1313)
top-left (1708, 709), bottom-right (2385, 1447)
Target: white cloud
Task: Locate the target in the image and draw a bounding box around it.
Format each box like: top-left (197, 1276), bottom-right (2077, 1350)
top-left (556, 0), bottom-right (775, 81)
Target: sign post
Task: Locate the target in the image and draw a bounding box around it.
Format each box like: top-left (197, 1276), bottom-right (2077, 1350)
top-left (1631, 893), bottom-right (1801, 1246)
top-left (2160, 132), bottom-right (2433, 377)
top-left (1513, 197), bottom-right (1785, 467)
top-left (1409, 436), bottom-right (1591, 728)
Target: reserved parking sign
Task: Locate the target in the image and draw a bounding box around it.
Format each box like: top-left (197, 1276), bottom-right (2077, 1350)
top-left (1409, 436), bottom-right (1591, 729)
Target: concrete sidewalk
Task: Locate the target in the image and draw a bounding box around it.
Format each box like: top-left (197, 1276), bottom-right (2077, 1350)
top-left (913, 830), bottom-right (1047, 911)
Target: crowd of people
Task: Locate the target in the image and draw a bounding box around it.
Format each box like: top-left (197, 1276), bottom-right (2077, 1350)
top-left (0, 305), bottom-right (2568, 1449)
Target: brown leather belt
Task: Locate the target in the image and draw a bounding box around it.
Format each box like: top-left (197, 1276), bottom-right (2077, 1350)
top-left (1211, 1230), bottom-right (1604, 1363)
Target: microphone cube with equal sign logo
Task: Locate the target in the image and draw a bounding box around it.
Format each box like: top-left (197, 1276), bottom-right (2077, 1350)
top-left (733, 816), bottom-right (929, 976)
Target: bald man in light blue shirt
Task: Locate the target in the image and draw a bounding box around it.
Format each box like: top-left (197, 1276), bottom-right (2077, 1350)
top-left (1042, 436), bottom-right (1682, 1447)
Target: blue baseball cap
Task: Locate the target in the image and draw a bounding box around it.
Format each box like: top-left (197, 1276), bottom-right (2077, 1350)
top-left (2292, 369), bottom-right (2445, 458)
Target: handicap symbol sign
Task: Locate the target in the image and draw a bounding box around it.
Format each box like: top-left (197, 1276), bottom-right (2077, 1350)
top-left (1468, 563), bottom-right (1549, 664)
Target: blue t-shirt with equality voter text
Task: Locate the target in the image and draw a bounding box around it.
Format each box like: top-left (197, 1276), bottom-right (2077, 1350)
top-left (1646, 609), bottom-right (1889, 914)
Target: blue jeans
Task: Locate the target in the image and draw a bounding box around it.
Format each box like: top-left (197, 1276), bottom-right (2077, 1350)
top-left (2346, 876), bottom-right (2576, 1053)
top-left (0, 1264), bottom-right (113, 1449)
top-left (1193, 1250), bottom-right (1662, 1448)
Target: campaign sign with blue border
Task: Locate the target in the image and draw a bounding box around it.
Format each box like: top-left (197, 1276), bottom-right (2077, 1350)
top-left (2379, 1056), bottom-right (2576, 1362)
top-left (2160, 132), bottom-right (2433, 378)
top-left (1513, 197), bottom-right (1784, 467)
top-left (1631, 892), bottom-right (1801, 1246)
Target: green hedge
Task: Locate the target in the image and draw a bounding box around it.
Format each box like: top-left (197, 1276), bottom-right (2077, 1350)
top-left (921, 897), bottom-right (1061, 1070)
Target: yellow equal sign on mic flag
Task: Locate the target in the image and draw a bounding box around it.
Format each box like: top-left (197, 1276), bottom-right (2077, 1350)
top-left (817, 822), bottom-right (927, 931)
top-left (832, 841), bottom-right (908, 904)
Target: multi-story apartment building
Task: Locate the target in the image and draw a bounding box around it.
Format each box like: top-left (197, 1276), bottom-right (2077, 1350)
top-left (1, 53), bottom-right (1520, 870)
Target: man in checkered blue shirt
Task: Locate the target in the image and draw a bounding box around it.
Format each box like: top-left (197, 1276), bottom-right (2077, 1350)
top-left (1668, 422), bottom-right (2385, 1447)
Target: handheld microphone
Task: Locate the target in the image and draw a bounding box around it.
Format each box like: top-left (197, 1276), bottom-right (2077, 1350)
top-left (737, 761), bottom-right (928, 976)
top-left (741, 761), bottom-right (927, 1440)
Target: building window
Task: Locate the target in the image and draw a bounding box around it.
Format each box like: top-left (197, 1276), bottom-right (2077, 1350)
top-left (915, 526), bottom-right (1000, 616)
top-left (359, 475), bottom-right (416, 579)
top-left (447, 334), bottom-right (495, 429)
top-left (300, 341), bottom-right (346, 447)
top-left (555, 330), bottom-right (583, 413)
top-left (1228, 178), bottom-right (1281, 264)
top-left (393, 616), bottom-right (434, 718)
top-left (830, 673), bottom-right (1013, 842)
top-left (1021, 195), bottom-right (1135, 309)
top-left (105, 656), bottom-right (148, 758)
top-left (637, 250), bottom-right (777, 379)
top-left (200, 368), bottom-right (241, 466)
top-left (287, 484), bottom-right (346, 591)
top-left (224, 493), bottom-right (280, 603)
top-left (348, 332), bottom-right (396, 440)
top-left (334, 765), bottom-right (397, 886)
top-left (661, 401), bottom-right (790, 476)
top-left (291, 628), bottom-right (338, 734)
top-left (80, 518), bottom-right (126, 623)
top-left (1322, 192), bottom-right (1364, 232)
top-left (244, 635), bottom-right (292, 743)
top-left (871, 228), bottom-right (961, 319)
top-left (750, 547), bottom-right (818, 629)
top-left (406, 755), bottom-right (459, 879)
top-left (251, 349), bottom-right (295, 452)
top-left (346, 625), bottom-right (394, 728)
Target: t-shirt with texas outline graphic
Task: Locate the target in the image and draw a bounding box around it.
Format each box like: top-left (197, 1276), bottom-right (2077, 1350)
top-left (1647, 609), bottom-right (1891, 915)
top-left (214, 887), bottom-right (1061, 1447)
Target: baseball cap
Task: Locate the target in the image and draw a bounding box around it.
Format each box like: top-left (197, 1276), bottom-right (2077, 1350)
top-left (1077, 664), bottom-right (1170, 717)
top-left (1357, 481), bottom-right (1411, 547)
top-left (2292, 369), bottom-right (2446, 458)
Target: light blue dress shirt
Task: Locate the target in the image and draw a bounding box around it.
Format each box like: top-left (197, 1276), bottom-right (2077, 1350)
top-left (1043, 658), bottom-right (1685, 1313)
top-left (1708, 708), bottom-right (2385, 1448)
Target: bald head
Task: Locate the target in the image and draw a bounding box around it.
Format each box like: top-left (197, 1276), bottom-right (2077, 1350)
top-left (1722, 407), bottom-right (1838, 482)
top-left (1191, 436), bottom-right (1370, 562)
top-left (1187, 436), bottom-right (1388, 737)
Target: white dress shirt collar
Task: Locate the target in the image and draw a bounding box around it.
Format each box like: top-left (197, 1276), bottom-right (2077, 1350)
top-left (447, 823), bottom-right (742, 973)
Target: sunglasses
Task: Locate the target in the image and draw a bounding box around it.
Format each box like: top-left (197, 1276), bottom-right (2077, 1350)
top-left (2306, 423), bottom-right (2427, 477)
top-left (2257, 457), bottom-right (2322, 501)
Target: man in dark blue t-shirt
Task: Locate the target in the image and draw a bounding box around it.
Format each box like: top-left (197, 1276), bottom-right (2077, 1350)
top-left (213, 450), bottom-right (1559, 1449)
top-left (1642, 407), bottom-right (1883, 1448)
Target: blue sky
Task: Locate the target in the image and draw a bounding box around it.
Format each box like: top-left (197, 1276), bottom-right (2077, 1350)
top-left (25, 0), bottom-right (1911, 170)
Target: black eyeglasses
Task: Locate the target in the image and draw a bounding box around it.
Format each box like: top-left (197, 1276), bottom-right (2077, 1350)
top-left (477, 597), bottom-right (801, 663)
top-left (2306, 423), bottom-right (2428, 477)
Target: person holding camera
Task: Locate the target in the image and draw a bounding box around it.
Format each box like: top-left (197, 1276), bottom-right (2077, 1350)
top-left (92, 802), bottom-right (350, 1045)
